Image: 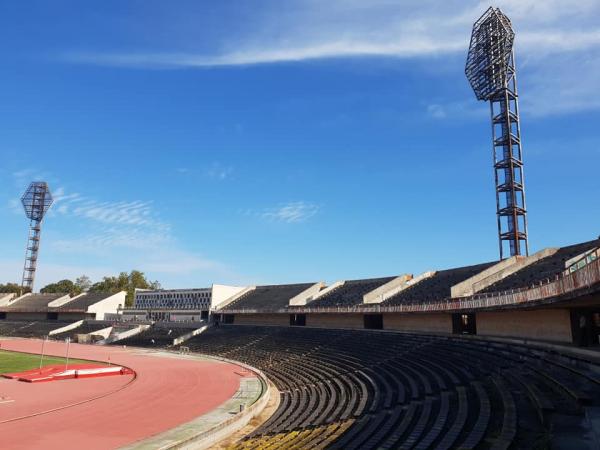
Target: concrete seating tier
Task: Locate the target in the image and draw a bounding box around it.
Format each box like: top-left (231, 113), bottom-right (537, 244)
top-left (0, 320), bottom-right (74, 338)
top-left (57, 292), bottom-right (114, 310)
top-left (482, 238), bottom-right (600, 293)
top-left (233, 420), bottom-right (355, 449)
top-left (181, 326), bottom-right (600, 449)
top-left (116, 325), bottom-right (199, 348)
top-left (382, 262), bottom-right (495, 306)
top-left (0, 321), bottom-right (35, 336)
top-left (51, 322), bottom-right (110, 341)
top-left (226, 283), bottom-right (315, 310)
top-left (308, 277), bottom-right (396, 307)
top-left (2, 293), bottom-right (66, 310)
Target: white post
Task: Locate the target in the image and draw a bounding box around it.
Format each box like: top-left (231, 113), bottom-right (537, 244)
top-left (39, 336), bottom-right (47, 370)
top-left (65, 337), bottom-right (71, 371)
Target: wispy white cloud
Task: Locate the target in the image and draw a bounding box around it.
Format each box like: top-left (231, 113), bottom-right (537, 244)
top-left (7, 198), bottom-right (21, 215)
top-left (205, 162), bottom-right (234, 180)
top-left (12, 168), bottom-right (52, 189)
top-left (59, 0), bottom-right (600, 67)
top-left (259, 201), bottom-right (320, 224)
top-left (73, 200), bottom-right (157, 227)
top-left (47, 188), bottom-right (173, 255)
top-left (174, 162), bottom-right (234, 181)
top-left (427, 104), bottom-right (447, 120)
top-left (13, 175), bottom-right (138, 232)
top-left (58, 0), bottom-right (600, 117)
top-left (42, 187), bottom-right (171, 257)
top-left (7, 171), bottom-right (237, 287)
top-left (425, 100), bottom-right (485, 121)
top-left (520, 52), bottom-right (600, 117)
top-left (67, 28), bottom-right (600, 69)
top-left (63, 39), bottom-right (466, 68)
top-left (51, 227), bottom-right (171, 253)
top-left (49, 185), bottom-right (169, 231)
top-left (0, 260), bottom-right (113, 289)
top-left (140, 249), bottom-right (227, 275)
top-left (49, 231), bottom-right (230, 277)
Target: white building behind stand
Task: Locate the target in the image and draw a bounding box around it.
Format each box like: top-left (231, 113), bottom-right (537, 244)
top-left (121, 284), bottom-right (246, 322)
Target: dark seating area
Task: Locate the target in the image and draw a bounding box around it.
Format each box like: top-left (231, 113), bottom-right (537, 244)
top-left (482, 238), bottom-right (600, 294)
top-left (1, 293), bottom-right (67, 310)
top-left (225, 283), bottom-right (315, 310)
top-left (116, 324), bottom-right (200, 348)
top-left (382, 262), bottom-right (494, 306)
top-left (308, 277), bottom-right (396, 307)
top-left (51, 321), bottom-right (111, 341)
top-left (0, 320), bottom-right (73, 338)
top-left (57, 292), bottom-right (115, 310)
top-left (181, 325), bottom-right (600, 449)
top-left (0, 320), bottom-right (34, 336)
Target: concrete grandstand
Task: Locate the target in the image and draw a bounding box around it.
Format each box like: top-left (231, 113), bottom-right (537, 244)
top-left (0, 291), bottom-right (125, 321)
top-left (211, 238), bottom-right (600, 347)
top-left (2, 238), bottom-right (600, 448)
top-left (1, 4), bottom-right (599, 448)
top-left (0, 292), bottom-right (125, 342)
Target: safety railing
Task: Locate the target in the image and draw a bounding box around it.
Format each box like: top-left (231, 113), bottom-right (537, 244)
top-left (215, 256), bottom-right (600, 315)
top-left (565, 247), bottom-right (599, 275)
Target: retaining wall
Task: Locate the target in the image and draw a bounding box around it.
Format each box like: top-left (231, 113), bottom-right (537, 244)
top-left (476, 308), bottom-right (573, 343)
top-left (383, 312), bottom-right (452, 333)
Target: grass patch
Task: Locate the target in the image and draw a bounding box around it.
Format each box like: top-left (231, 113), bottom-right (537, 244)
top-left (0, 349), bottom-right (95, 374)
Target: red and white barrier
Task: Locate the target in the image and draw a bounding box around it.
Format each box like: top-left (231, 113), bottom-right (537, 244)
top-left (3, 364), bottom-right (134, 383)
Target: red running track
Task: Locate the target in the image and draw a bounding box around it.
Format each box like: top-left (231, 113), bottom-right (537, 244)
top-left (0, 338), bottom-right (249, 450)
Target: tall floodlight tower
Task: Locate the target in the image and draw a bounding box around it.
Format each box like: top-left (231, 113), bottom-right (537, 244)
top-left (466, 7), bottom-right (529, 259)
top-left (21, 182), bottom-right (53, 292)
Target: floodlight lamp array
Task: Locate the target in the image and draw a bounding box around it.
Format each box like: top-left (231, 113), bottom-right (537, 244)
top-left (465, 7), bottom-right (515, 101)
top-left (21, 181), bottom-right (53, 221)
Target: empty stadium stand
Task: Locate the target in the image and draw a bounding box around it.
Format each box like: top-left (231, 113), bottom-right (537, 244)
top-left (0, 291), bottom-right (124, 322)
top-left (0, 240), bottom-right (596, 448)
top-left (0, 320), bottom-right (74, 338)
top-left (382, 263), bottom-right (495, 306)
top-left (308, 277), bottom-right (396, 307)
top-left (0, 320), bottom-right (34, 337)
top-left (2, 293), bottom-right (66, 310)
top-left (482, 238), bottom-right (600, 293)
top-left (51, 321), bottom-right (111, 341)
top-left (115, 324), bottom-right (202, 348)
top-left (225, 283), bottom-right (315, 310)
top-left (56, 293), bottom-right (114, 310)
top-left (181, 325), bottom-right (600, 449)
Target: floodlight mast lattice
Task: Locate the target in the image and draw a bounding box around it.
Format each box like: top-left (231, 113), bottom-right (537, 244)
top-left (466, 7), bottom-right (529, 259)
top-left (21, 182), bottom-right (53, 292)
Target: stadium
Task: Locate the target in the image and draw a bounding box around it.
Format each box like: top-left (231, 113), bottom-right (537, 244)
top-left (2, 5), bottom-right (600, 450)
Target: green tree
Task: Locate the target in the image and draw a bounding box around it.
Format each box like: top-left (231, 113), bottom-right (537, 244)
top-left (0, 283), bottom-right (30, 294)
top-left (75, 275), bottom-right (92, 292)
top-left (40, 279), bottom-right (81, 296)
top-left (89, 276), bottom-right (117, 293)
top-left (89, 270), bottom-right (160, 307)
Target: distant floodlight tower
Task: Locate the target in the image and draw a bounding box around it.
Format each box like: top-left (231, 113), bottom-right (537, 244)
top-left (21, 182), bottom-right (53, 292)
top-left (466, 7), bottom-right (529, 259)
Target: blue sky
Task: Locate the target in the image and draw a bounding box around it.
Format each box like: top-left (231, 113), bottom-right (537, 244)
top-left (1, 0), bottom-right (599, 290)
